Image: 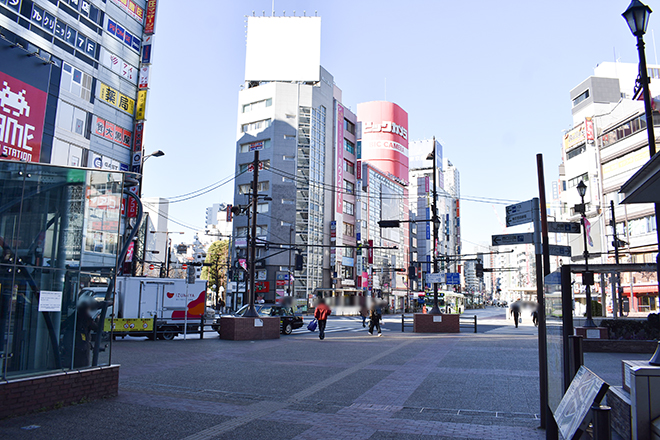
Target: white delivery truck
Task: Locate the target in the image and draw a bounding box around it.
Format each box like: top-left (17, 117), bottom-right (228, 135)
top-left (112, 277), bottom-right (208, 340)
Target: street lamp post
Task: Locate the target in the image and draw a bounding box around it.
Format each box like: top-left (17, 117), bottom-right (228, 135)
top-left (427, 137), bottom-right (441, 314)
top-left (622, 0), bottom-right (660, 307)
top-left (577, 180), bottom-right (597, 327)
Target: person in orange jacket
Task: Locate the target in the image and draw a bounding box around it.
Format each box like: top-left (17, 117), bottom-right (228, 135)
top-left (314, 297), bottom-right (332, 340)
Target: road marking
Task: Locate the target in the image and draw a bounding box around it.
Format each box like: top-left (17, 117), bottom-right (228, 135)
top-left (180, 338), bottom-right (415, 440)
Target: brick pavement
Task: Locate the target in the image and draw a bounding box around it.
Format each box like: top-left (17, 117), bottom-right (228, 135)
top-left (0, 316), bottom-right (547, 440)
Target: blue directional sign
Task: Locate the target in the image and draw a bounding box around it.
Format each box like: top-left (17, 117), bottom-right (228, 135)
top-left (492, 232), bottom-right (535, 246)
top-left (446, 273), bottom-right (460, 285)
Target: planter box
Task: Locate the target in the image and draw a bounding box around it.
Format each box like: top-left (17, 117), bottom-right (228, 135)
top-left (413, 313), bottom-right (459, 333)
top-left (219, 316), bottom-right (280, 340)
top-left (582, 339), bottom-right (657, 353)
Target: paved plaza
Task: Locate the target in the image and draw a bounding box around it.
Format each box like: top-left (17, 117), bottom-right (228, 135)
top-left (0, 308), bottom-right (645, 440)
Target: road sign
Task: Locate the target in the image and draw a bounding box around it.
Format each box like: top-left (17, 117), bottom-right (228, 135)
top-left (547, 221), bottom-right (581, 234)
top-left (446, 273), bottom-right (460, 285)
top-left (505, 199), bottom-right (535, 215)
top-left (492, 232), bottom-right (534, 246)
top-left (548, 244), bottom-right (572, 257)
top-left (426, 273), bottom-right (444, 284)
top-left (506, 211), bottom-right (535, 227)
top-left (505, 199), bottom-right (536, 227)
top-left (248, 140), bottom-right (265, 152)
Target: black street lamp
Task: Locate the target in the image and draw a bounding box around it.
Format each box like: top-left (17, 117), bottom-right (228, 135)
top-left (426, 137), bottom-right (441, 314)
top-left (623, 0), bottom-right (660, 312)
top-left (623, 0), bottom-right (655, 157)
top-left (576, 180), bottom-right (597, 328)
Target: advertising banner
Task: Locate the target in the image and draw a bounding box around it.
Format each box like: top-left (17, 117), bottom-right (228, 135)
top-left (109, 0), bottom-right (145, 24)
top-left (135, 90), bottom-right (147, 120)
top-left (144, 0), bottom-right (157, 34)
top-left (368, 239), bottom-right (373, 264)
top-left (357, 101), bottom-right (409, 182)
top-left (0, 51), bottom-right (51, 162)
top-left (99, 82), bottom-right (135, 115)
top-left (133, 121), bottom-right (144, 152)
top-left (141, 35), bottom-right (154, 64)
top-left (337, 104), bottom-right (344, 214)
top-left (138, 65), bottom-right (150, 89)
top-left (104, 318), bottom-right (153, 332)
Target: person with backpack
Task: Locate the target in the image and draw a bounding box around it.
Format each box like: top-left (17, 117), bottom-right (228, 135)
top-left (368, 302), bottom-right (382, 336)
top-left (314, 298), bottom-right (332, 340)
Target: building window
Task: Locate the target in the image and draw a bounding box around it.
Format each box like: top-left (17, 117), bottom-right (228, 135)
top-left (600, 114), bottom-right (649, 148)
top-left (257, 203), bottom-right (269, 213)
top-left (241, 118), bottom-right (272, 133)
top-left (242, 98), bottom-right (272, 113)
top-left (344, 119), bottom-right (355, 135)
top-left (238, 181), bottom-right (269, 194)
top-left (239, 139), bottom-right (271, 153)
top-left (343, 247), bottom-right (353, 257)
top-left (343, 222), bottom-right (354, 237)
top-left (344, 139), bottom-right (355, 154)
top-left (343, 201), bottom-right (354, 216)
top-left (342, 265), bottom-right (354, 279)
top-left (572, 89), bottom-right (590, 107)
top-left (566, 144), bottom-right (586, 160)
top-left (344, 159), bottom-right (354, 175)
top-left (567, 173), bottom-right (588, 189)
top-left (344, 180), bottom-right (354, 194)
top-left (61, 62), bottom-right (93, 101)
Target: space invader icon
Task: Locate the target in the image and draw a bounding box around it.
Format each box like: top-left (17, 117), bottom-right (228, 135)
top-left (0, 81), bottom-right (30, 118)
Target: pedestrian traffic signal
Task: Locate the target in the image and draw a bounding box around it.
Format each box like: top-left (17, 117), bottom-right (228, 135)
top-left (295, 254), bottom-right (303, 271)
top-left (476, 263), bottom-right (484, 278)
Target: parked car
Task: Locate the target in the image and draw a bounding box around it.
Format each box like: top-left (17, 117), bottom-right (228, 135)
top-left (212, 304), bottom-right (304, 335)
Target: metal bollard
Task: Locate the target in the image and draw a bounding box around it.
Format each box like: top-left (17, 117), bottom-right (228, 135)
top-left (591, 405), bottom-right (611, 440)
top-left (474, 315), bottom-right (477, 333)
top-left (401, 314), bottom-right (405, 332)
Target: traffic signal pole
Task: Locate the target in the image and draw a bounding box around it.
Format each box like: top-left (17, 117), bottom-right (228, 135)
top-left (245, 150), bottom-right (260, 318)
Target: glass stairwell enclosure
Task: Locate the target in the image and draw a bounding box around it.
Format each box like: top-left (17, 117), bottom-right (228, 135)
top-left (0, 161), bottom-right (124, 379)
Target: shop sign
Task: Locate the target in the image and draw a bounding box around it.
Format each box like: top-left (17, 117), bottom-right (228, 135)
top-left (109, 0), bottom-right (145, 24)
top-left (144, 0), bottom-right (157, 34)
top-left (94, 116), bottom-right (132, 148)
top-left (138, 65), bottom-right (150, 89)
top-left (106, 17), bottom-right (141, 53)
top-left (141, 35), bottom-right (154, 64)
top-left (99, 82), bottom-right (135, 115)
top-left (100, 49), bottom-right (137, 84)
top-left (0, 71), bottom-right (48, 163)
top-left (135, 90), bottom-right (147, 120)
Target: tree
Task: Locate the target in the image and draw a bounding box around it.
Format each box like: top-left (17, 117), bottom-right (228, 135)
top-left (201, 240), bottom-right (229, 303)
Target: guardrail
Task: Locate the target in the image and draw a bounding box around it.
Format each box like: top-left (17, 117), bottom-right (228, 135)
top-left (460, 315), bottom-right (478, 333)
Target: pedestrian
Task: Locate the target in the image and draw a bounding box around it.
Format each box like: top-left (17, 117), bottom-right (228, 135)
top-left (359, 303), bottom-right (368, 328)
top-left (532, 304), bottom-right (539, 327)
top-left (368, 302), bottom-right (382, 336)
top-left (314, 298), bottom-right (332, 340)
top-left (511, 301), bottom-right (521, 328)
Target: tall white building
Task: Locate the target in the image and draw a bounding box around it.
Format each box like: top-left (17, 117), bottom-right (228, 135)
top-left (560, 61), bottom-right (660, 314)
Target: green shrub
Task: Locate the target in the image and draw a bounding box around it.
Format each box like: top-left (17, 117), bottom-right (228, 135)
top-left (600, 317), bottom-right (660, 340)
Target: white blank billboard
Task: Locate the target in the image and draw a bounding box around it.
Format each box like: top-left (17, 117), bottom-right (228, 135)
top-left (245, 17), bottom-right (321, 82)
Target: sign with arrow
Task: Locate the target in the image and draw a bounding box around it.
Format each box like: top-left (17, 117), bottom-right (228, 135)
top-left (492, 233), bottom-right (534, 246)
top-left (446, 273), bottom-right (460, 285)
top-left (547, 221), bottom-right (581, 234)
top-left (505, 199), bottom-right (537, 227)
top-left (548, 244), bottom-right (572, 257)
top-left (426, 273), bottom-right (444, 284)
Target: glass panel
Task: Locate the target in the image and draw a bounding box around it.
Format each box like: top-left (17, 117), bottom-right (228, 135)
top-left (0, 162), bottom-right (120, 379)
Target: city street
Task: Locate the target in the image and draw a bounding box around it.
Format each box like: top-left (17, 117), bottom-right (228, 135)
top-left (1, 308), bottom-right (547, 440)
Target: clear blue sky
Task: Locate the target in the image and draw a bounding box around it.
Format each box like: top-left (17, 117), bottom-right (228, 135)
top-left (142, 0), bottom-right (656, 249)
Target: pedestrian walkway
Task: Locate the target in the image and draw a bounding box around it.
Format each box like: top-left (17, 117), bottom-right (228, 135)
top-left (1, 322), bottom-right (545, 440)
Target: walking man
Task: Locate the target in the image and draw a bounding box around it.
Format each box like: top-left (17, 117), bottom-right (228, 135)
top-left (368, 302), bottom-right (382, 336)
top-left (511, 301), bottom-right (521, 328)
top-left (314, 298), bottom-right (332, 340)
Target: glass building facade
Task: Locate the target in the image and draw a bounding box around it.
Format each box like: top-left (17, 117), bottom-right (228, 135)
top-left (0, 161), bottom-right (123, 380)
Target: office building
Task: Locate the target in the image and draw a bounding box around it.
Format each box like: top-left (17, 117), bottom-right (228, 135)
top-left (561, 61), bottom-right (659, 314)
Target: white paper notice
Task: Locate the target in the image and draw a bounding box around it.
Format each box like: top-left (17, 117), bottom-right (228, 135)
top-left (433, 315), bottom-right (442, 323)
top-left (254, 318), bottom-right (263, 327)
top-left (38, 290), bottom-right (63, 312)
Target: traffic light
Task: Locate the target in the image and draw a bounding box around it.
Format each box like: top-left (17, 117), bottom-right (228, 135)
top-left (378, 220), bottom-right (400, 228)
top-left (295, 254), bottom-right (303, 271)
top-left (476, 262), bottom-right (484, 278)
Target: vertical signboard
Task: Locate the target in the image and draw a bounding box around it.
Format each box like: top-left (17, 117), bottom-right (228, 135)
top-left (356, 101), bottom-right (409, 182)
top-left (144, 0), bottom-right (157, 34)
top-left (0, 39), bottom-right (52, 163)
top-left (336, 102), bottom-right (344, 269)
top-left (135, 90), bottom-right (147, 120)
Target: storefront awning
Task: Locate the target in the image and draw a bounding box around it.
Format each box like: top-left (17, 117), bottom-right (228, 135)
top-left (622, 284), bottom-right (658, 295)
